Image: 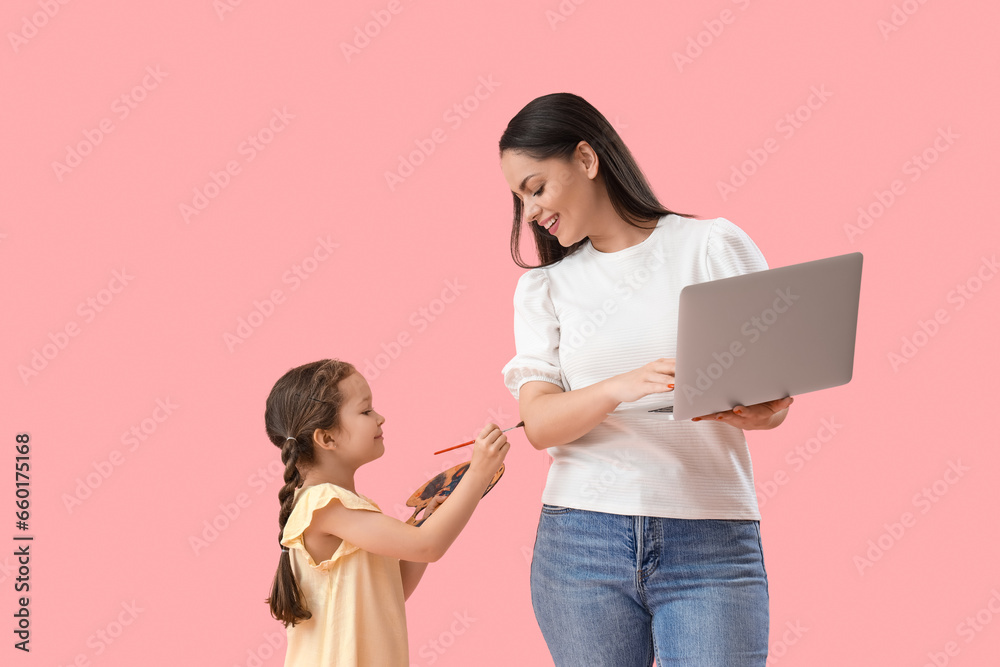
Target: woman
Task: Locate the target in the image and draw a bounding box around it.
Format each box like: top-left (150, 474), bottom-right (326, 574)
top-left (499, 92), bottom-right (793, 667)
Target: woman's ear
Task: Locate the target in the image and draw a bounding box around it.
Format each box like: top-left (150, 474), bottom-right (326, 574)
top-left (312, 428), bottom-right (337, 452)
top-left (575, 140), bottom-right (600, 179)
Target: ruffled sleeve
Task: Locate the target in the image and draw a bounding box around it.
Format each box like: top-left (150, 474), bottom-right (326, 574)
top-left (705, 218), bottom-right (769, 281)
top-left (280, 484), bottom-right (381, 570)
top-left (501, 269), bottom-right (565, 400)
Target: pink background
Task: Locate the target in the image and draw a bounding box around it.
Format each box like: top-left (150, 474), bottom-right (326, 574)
top-left (4, 1), bottom-right (999, 665)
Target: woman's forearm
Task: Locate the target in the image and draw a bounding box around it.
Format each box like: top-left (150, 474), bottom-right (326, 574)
top-left (519, 379), bottom-right (621, 449)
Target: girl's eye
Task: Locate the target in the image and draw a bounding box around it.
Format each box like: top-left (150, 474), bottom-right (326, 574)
top-left (363, 409), bottom-right (374, 415)
top-left (533, 185), bottom-right (545, 196)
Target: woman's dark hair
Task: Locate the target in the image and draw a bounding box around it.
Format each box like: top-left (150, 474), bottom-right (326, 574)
top-left (264, 359), bottom-right (356, 627)
top-left (499, 92), bottom-right (689, 268)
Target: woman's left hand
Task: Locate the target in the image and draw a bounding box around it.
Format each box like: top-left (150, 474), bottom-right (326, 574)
top-left (691, 396), bottom-right (793, 430)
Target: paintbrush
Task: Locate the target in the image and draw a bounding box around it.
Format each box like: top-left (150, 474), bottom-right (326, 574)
top-left (433, 421), bottom-right (524, 455)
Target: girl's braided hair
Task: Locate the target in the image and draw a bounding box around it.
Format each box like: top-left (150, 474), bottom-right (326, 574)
top-left (263, 359), bottom-right (356, 627)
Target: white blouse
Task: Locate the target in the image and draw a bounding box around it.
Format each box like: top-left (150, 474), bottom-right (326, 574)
top-left (502, 215), bottom-right (770, 519)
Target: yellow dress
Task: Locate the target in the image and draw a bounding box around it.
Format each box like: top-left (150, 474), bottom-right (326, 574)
top-left (280, 484), bottom-right (408, 666)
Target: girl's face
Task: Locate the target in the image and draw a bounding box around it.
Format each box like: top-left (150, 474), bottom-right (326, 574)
top-left (328, 372), bottom-right (385, 467)
top-left (500, 146), bottom-right (601, 248)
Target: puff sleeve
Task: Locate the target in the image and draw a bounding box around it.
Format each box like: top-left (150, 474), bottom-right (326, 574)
top-left (280, 484), bottom-right (381, 570)
top-left (501, 269), bottom-right (565, 400)
top-left (705, 217), bottom-right (769, 281)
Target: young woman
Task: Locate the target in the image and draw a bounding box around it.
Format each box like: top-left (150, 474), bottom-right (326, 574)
top-left (499, 93), bottom-right (793, 666)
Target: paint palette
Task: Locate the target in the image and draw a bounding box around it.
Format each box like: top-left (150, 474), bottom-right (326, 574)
top-left (404, 462), bottom-right (505, 526)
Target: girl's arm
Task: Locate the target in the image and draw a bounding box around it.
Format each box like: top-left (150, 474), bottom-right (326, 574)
top-left (398, 492), bottom-right (444, 599)
top-left (310, 425), bottom-right (509, 564)
top-left (399, 561), bottom-right (428, 600)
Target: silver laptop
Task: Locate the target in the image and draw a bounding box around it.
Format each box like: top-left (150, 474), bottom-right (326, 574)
top-left (614, 252), bottom-right (863, 420)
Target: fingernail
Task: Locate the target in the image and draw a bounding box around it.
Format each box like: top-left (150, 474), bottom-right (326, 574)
top-left (734, 408), bottom-right (743, 415)
top-left (692, 417), bottom-right (701, 421)
top-left (715, 415), bottom-right (723, 420)
top-left (667, 384), bottom-right (674, 389)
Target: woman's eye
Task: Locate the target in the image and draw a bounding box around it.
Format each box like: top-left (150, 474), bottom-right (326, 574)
top-left (533, 186), bottom-right (545, 196)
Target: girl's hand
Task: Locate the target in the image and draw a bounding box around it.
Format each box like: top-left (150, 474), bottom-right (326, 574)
top-left (469, 423), bottom-right (509, 477)
top-left (692, 396), bottom-right (794, 430)
top-left (605, 358), bottom-right (676, 404)
top-left (423, 491), bottom-right (447, 519)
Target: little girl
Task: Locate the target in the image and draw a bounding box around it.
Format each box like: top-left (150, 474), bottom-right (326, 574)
top-left (264, 359), bottom-right (509, 666)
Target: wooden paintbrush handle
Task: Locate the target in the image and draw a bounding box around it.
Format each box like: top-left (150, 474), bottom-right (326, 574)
top-left (432, 421), bottom-right (524, 455)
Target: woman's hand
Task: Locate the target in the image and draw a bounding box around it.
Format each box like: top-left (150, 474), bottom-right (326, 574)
top-left (692, 396), bottom-right (794, 430)
top-left (605, 358), bottom-right (676, 403)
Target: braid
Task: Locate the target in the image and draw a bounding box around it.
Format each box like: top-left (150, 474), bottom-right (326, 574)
top-left (277, 439), bottom-right (304, 538)
top-left (268, 439), bottom-right (311, 626)
top-left (263, 359), bottom-right (356, 627)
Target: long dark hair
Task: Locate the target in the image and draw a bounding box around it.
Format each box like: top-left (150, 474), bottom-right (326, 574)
top-left (264, 359), bottom-right (356, 627)
top-left (499, 92), bottom-right (689, 268)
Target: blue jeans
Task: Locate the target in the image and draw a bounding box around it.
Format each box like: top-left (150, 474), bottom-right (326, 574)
top-left (530, 505), bottom-right (769, 666)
